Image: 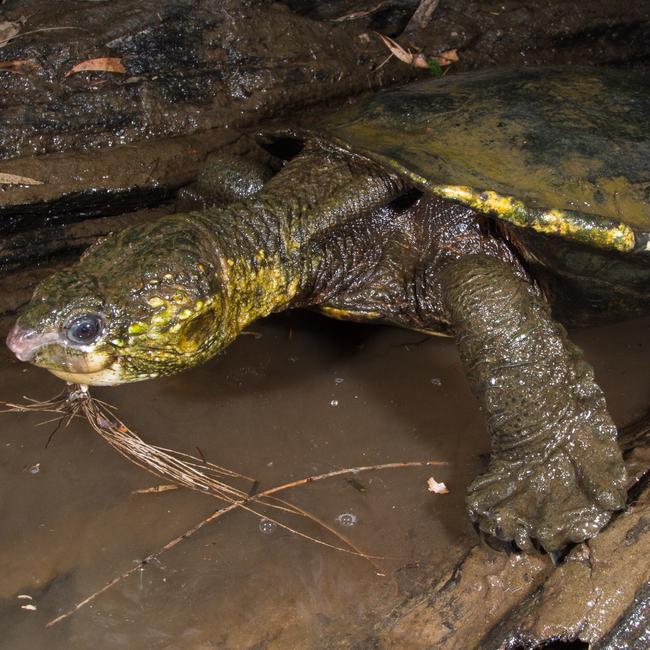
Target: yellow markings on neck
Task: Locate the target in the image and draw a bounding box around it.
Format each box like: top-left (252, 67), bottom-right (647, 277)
top-left (222, 252), bottom-right (300, 334)
top-left (434, 185), bottom-right (636, 253)
top-left (128, 321), bottom-right (148, 335)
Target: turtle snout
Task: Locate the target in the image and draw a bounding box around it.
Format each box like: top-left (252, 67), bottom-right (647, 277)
top-left (6, 324), bottom-right (49, 362)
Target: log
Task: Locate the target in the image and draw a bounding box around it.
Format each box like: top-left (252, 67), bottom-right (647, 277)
top-left (0, 129), bottom-right (249, 239)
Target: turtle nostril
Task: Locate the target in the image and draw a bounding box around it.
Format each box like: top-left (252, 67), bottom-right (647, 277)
top-left (6, 324), bottom-right (40, 362)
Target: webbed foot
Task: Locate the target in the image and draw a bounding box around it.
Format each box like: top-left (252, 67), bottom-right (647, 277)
top-left (441, 254), bottom-right (628, 554)
top-left (467, 427), bottom-right (626, 552)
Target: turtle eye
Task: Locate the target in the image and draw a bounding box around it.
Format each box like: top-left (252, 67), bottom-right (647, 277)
top-left (65, 314), bottom-right (104, 345)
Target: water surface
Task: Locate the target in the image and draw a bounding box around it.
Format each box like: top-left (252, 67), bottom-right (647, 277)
top-left (0, 312), bottom-right (647, 648)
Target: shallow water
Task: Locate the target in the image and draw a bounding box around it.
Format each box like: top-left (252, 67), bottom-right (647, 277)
top-left (0, 311), bottom-right (648, 648)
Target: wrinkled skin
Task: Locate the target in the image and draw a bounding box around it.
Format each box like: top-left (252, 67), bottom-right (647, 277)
top-left (443, 256), bottom-right (626, 551)
top-left (8, 143), bottom-right (406, 385)
top-left (7, 139), bottom-right (631, 552)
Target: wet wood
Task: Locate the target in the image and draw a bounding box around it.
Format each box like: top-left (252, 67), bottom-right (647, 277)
top-left (0, 206), bottom-right (170, 275)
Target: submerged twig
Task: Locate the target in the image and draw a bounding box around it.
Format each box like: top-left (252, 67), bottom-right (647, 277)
top-left (46, 458), bottom-right (443, 627)
top-left (3, 387), bottom-right (373, 564)
top-left (1, 386), bottom-right (446, 627)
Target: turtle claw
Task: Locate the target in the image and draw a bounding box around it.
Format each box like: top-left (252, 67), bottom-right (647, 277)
top-left (467, 439), bottom-right (626, 553)
top-left (475, 524), bottom-right (519, 554)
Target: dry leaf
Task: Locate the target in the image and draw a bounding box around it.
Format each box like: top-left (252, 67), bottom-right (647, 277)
top-left (0, 172), bottom-right (44, 186)
top-left (0, 59), bottom-right (39, 75)
top-left (65, 57), bottom-right (127, 78)
top-left (376, 33), bottom-right (458, 70)
top-left (0, 21), bottom-right (21, 48)
top-left (376, 33), bottom-right (416, 65)
top-left (427, 477), bottom-right (449, 494)
top-left (431, 49), bottom-right (459, 65)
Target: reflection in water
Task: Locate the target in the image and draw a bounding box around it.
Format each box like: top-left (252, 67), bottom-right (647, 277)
top-left (0, 312), bottom-right (647, 648)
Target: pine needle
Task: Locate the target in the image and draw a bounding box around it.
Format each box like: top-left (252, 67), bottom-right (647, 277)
top-left (1, 385), bottom-right (446, 627)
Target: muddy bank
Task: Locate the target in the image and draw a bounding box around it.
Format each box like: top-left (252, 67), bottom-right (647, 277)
top-left (1, 0), bottom-right (645, 161)
top-left (410, 0), bottom-right (650, 72)
top-left (2, 0), bottom-right (649, 275)
top-left (0, 0), bottom-right (415, 270)
top-left (0, 0), bottom-right (415, 162)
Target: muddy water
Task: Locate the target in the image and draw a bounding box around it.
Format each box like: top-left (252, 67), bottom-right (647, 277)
top-left (0, 311), bottom-right (648, 648)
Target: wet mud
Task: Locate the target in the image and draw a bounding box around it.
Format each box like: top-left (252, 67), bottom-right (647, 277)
top-left (0, 310), bottom-right (648, 648)
top-left (0, 0), bottom-right (415, 162)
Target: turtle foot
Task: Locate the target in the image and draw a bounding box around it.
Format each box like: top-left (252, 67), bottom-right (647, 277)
top-left (467, 434), bottom-right (627, 553)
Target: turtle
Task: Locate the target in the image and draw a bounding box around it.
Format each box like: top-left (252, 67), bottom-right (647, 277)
top-left (7, 66), bottom-right (650, 553)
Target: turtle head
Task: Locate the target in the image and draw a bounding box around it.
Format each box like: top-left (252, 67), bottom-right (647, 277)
top-left (7, 217), bottom-right (227, 386)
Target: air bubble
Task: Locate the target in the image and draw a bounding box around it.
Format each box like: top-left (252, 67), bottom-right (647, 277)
top-left (258, 518), bottom-right (277, 535)
top-left (335, 512), bottom-right (358, 527)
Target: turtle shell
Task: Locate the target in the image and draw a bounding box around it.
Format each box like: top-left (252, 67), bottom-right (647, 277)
top-left (316, 66), bottom-right (650, 255)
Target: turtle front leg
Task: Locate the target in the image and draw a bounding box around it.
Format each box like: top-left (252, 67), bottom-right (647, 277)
top-left (441, 254), bottom-right (627, 552)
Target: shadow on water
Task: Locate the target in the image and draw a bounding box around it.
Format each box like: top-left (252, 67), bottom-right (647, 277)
top-left (0, 311), bottom-right (648, 648)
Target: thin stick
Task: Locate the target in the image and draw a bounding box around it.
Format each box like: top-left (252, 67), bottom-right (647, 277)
top-left (2, 392), bottom-right (368, 558)
top-left (46, 459), bottom-right (443, 627)
top-left (260, 461), bottom-right (446, 494)
top-left (0, 26), bottom-right (91, 47)
top-left (404, 0), bottom-right (440, 32)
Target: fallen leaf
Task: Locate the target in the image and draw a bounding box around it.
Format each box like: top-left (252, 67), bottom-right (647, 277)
top-left (430, 49), bottom-right (459, 65)
top-left (376, 33), bottom-right (415, 65)
top-left (376, 33), bottom-right (458, 70)
top-left (427, 476), bottom-right (449, 494)
top-left (0, 172), bottom-right (44, 186)
top-left (65, 57), bottom-right (126, 78)
top-left (0, 21), bottom-right (21, 48)
top-left (0, 59), bottom-right (39, 75)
